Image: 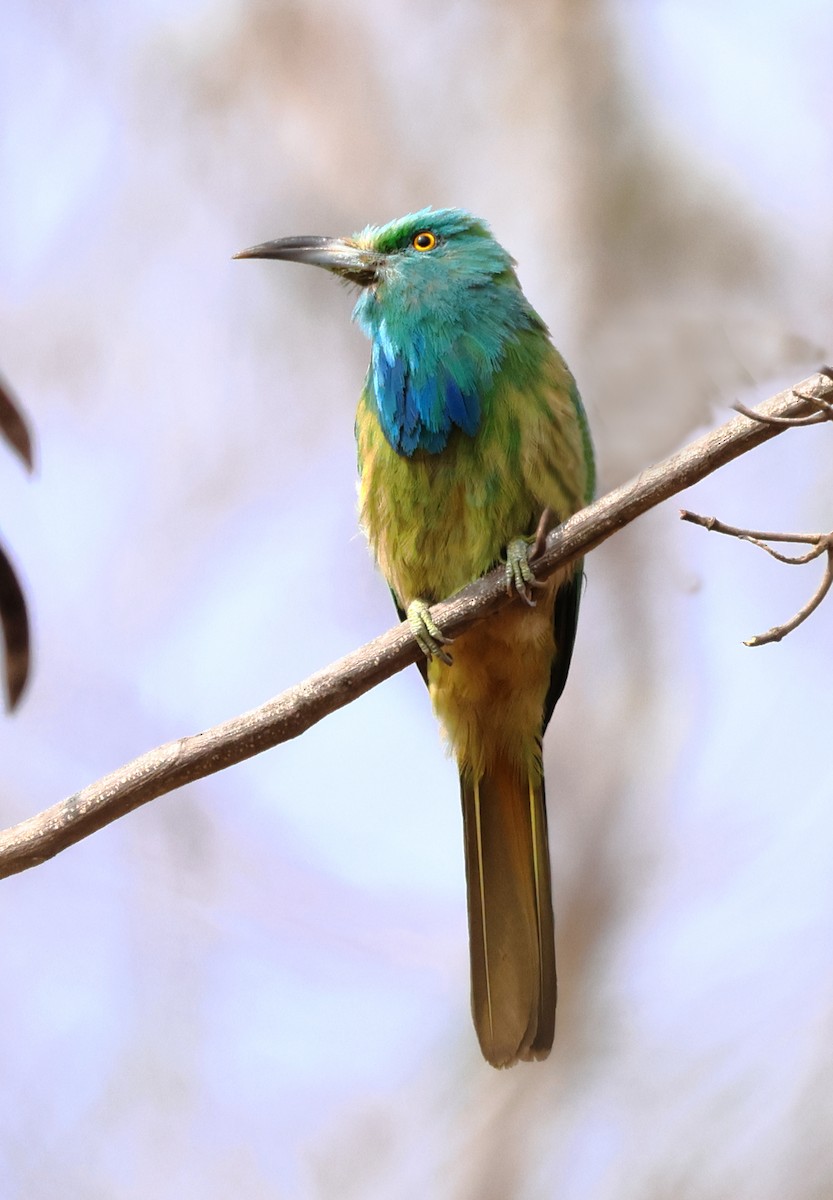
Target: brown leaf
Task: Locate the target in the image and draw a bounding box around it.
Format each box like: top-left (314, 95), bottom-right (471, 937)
top-left (0, 541), bottom-right (30, 710)
top-left (0, 373), bottom-right (34, 472)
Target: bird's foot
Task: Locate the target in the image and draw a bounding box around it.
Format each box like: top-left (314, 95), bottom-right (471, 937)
top-left (407, 599), bottom-right (454, 665)
top-left (505, 537), bottom-right (547, 607)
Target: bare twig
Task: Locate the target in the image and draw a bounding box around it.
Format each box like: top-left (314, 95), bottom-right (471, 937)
top-left (733, 368), bottom-right (833, 428)
top-left (732, 401), bottom-right (828, 428)
top-left (530, 507), bottom-right (556, 561)
top-left (746, 549), bottom-right (833, 646)
top-left (1, 370), bottom-right (831, 880)
top-left (680, 510), bottom-right (833, 646)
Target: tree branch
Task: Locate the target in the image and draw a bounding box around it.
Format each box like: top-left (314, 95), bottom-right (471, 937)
top-left (2, 371), bottom-right (831, 880)
top-left (679, 510), bottom-right (833, 646)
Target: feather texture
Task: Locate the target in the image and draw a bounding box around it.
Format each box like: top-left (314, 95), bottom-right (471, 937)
top-left (238, 207), bottom-right (594, 1066)
top-left (352, 219), bottom-right (592, 1064)
top-left (461, 762), bottom-right (555, 1065)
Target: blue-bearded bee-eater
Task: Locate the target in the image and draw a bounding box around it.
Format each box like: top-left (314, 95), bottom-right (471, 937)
top-left (236, 208), bottom-right (594, 1067)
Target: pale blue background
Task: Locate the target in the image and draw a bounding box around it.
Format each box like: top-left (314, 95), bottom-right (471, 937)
top-left (1, 2), bottom-right (832, 1196)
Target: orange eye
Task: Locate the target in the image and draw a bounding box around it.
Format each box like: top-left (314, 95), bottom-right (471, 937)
top-left (412, 230), bottom-right (437, 252)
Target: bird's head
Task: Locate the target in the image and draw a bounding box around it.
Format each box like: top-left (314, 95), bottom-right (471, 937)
top-left (234, 208), bottom-right (521, 314)
top-left (235, 209), bottom-right (541, 455)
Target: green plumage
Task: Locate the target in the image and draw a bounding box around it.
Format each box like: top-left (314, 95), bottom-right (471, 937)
top-left (236, 208), bottom-right (594, 1068)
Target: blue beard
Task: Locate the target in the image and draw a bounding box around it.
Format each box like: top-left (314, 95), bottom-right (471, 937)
top-left (368, 338), bottom-right (483, 456)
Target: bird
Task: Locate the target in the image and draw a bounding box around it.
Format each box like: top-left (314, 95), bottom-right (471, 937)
top-left (235, 208), bottom-right (594, 1067)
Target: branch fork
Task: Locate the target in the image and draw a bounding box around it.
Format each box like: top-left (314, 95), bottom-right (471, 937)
top-left (683, 368), bottom-right (833, 647)
top-left (680, 512), bottom-right (833, 647)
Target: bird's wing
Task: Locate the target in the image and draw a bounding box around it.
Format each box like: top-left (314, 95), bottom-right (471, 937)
top-left (542, 568), bottom-right (583, 733)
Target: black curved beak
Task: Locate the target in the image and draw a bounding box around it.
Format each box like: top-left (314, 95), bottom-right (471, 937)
top-left (233, 236), bottom-right (381, 285)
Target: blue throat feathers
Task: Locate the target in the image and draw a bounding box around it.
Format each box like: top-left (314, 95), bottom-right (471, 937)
top-left (368, 337), bottom-right (483, 456)
top-left (348, 208), bottom-right (542, 458)
top-left (355, 286), bottom-right (537, 459)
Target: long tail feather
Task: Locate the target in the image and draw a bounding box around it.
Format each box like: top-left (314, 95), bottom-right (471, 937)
top-left (460, 759), bottom-right (556, 1067)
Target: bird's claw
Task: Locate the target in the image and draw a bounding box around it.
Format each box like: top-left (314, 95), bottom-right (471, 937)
top-left (407, 599), bottom-right (454, 665)
top-left (505, 537), bottom-right (546, 606)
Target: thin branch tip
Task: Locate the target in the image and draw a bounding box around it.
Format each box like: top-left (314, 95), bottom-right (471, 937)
top-left (731, 370), bottom-right (833, 428)
top-left (680, 509), bottom-right (717, 531)
top-left (684, 510), bottom-right (833, 648)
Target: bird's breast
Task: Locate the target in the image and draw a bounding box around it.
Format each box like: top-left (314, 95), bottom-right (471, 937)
top-left (354, 338), bottom-right (590, 607)
top-left (356, 397), bottom-right (535, 605)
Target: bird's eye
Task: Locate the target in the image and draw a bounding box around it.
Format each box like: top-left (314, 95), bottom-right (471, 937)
top-left (412, 231), bottom-right (437, 252)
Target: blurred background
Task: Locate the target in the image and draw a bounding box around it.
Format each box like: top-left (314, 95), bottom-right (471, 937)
top-left (2, 0), bottom-right (832, 1196)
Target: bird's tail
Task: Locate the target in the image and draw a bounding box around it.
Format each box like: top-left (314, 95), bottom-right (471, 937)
top-left (460, 757), bottom-right (556, 1067)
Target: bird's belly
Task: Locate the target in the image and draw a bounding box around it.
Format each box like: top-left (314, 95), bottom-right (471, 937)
top-left (428, 577), bottom-right (560, 779)
top-left (367, 467), bottom-right (535, 606)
